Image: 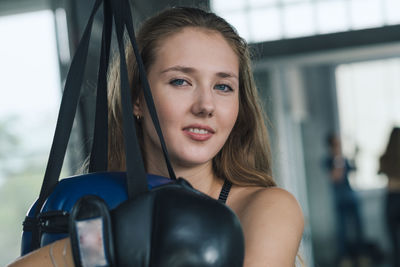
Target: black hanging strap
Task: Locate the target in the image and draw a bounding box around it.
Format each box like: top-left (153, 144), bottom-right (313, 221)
top-left (110, 0), bottom-right (148, 197)
top-left (123, 2), bottom-right (176, 180)
top-left (89, 0), bottom-right (112, 173)
top-left (31, 0), bottom-right (104, 251)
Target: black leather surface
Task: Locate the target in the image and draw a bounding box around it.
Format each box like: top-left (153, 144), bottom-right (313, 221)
top-left (111, 178), bottom-right (244, 267)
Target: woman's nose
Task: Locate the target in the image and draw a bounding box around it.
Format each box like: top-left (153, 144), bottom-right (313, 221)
top-left (191, 86), bottom-right (215, 118)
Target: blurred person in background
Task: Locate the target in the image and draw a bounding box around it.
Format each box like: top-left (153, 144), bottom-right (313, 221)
top-left (325, 133), bottom-right (365, 267)
top-left (379, 127), bottom-right (400, 267)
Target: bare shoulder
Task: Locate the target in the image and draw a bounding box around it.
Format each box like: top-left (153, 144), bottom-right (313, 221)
top-left (228, 186), bottom-right (304, 267)
top-left (229, 186), bottom-right (304, 224)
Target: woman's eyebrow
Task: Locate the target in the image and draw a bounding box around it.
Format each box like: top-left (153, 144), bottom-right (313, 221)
top-left (160, 65), bottom-right (238, 80)
top-left (216, 72), bottom-right (238, 79)
top-left (160, 65), bottom-right (195, 74)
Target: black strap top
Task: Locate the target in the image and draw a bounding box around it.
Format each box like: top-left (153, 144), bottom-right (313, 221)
top-left (218, 179), bottom-right (232, 204)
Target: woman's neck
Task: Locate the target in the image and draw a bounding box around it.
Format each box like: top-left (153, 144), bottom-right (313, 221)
top-left (146, 159), bottom-right (223, 198)
top-left (177, 162), bottom-right (223, 196)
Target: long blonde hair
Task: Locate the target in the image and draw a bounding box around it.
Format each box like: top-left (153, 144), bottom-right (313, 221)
top-left (108, 7), bottom-right (275, 187)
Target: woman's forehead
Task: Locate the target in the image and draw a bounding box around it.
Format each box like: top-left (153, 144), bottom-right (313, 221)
top-left (151, 27), bottom-right (239, 76)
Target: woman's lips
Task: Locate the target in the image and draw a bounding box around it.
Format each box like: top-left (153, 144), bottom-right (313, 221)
top-left (183, 125), bottom-right (215, 141)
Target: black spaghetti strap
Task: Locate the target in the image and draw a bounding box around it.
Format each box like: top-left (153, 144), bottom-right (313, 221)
top-left (218, 179), bottom-right (232, 204)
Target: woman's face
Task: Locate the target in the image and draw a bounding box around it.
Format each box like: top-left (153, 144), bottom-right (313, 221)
top-left (138, 27), bottom-right (239, 172)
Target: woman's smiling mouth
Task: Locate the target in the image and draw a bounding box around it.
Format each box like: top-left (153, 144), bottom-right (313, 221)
top-left (183, 125), bottom-right (215, 141)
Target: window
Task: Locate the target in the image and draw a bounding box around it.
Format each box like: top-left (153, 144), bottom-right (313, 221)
top-left (211, 0), bottom-right (400, 43)
top-left (0, 10), bottom-right (61, 264)
top-left (336, 58), bottom-right (400, 189)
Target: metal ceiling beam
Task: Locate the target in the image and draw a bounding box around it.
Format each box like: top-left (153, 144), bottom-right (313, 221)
top-left (252, 24), bottom-right (400, 60)
top-left (0, 0), bottom-right (51, 16)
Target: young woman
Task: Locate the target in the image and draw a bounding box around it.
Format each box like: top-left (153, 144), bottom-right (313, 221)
top-left (9, 7), bottom-right (304, 267)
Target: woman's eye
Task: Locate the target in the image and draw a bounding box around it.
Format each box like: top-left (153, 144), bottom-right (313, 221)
top-left (214, 84), bottom-right (233, 92)
top-left (170, 79), bottom-right (188, 86)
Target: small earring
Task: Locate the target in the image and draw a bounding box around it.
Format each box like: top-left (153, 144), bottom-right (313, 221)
top-left (136, 115), bottom-right (141, 121)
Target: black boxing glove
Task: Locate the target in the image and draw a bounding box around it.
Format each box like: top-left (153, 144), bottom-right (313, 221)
top-left (70, 178), bottom-right (244, 267)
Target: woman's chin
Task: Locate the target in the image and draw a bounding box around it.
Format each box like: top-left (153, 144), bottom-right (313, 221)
top-left (171, 154), bottom-right (214, 169)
